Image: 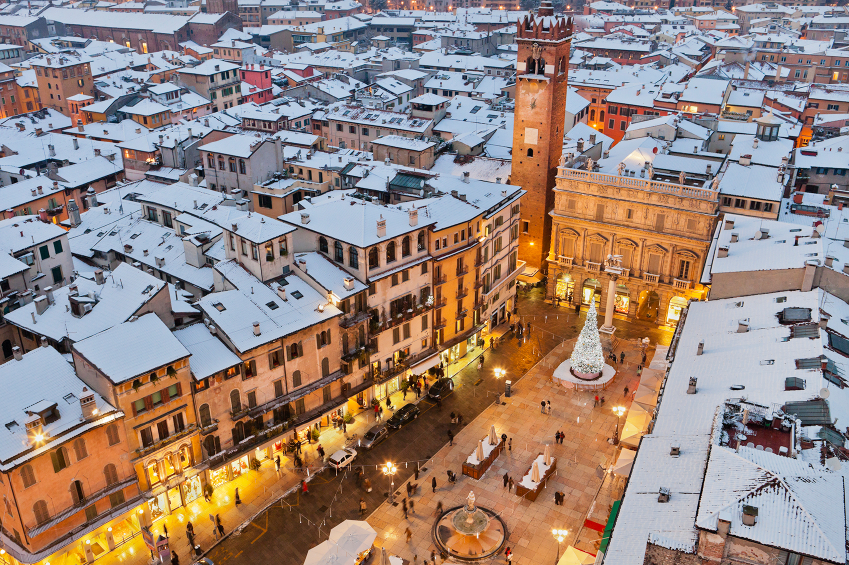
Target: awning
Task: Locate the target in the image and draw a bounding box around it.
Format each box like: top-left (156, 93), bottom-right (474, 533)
top-left (611, 448), bottom-right (636, 477)
top-left (518, 265), bottom-right (543, 285)
top-left (410, 352), bottom-right (440, 374)
top-left (557, 546), bottom-right (596, 565)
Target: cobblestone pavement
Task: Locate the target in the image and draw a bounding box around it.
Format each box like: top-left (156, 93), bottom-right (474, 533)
top-left (109, 288), bottom-right (671, 565)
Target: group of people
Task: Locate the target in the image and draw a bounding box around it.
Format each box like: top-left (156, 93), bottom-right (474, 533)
top-left (554, 430), bottom-right (565, 444)
top-left (402, 375), bottom-right (428, 399)
top-left (169, 516), bottom-right (225, 565)
top-left (553, 491), bottom-right (566, 506)
top-left (539, 400), bottom-right (552, 414)
top-left (502, 472), bottom-right (516, 492)
top-left (608, 351), bottom-right (626, 365)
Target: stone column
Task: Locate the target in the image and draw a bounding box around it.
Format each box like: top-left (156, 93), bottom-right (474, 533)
top-left (600, 272), bottom-right (619, 335)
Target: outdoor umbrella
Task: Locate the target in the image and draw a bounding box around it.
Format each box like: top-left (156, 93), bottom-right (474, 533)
top-left (611, 448), bottom-right (636, 477)
top-left (476, 440), bottom-right (484, 462)
top-left (489, 425), bottom-right (498, 445)
top-left (557, 546), bottom-right (596, 565)
top-left (328, 520), bottom-right (377, 556)
top-left (639, 368), bottom-right (663, 391)
top-left (531, 460), bottom-right (540, 482)
top-left (303, 540), bottom-right (356, 565)
top-left (620, 411), bottom-right (651, 448)
top-left (544, 444), bottom-right (551, 466)
top-left (633, 384), bottom-right (658, 407)
top-left (380, 547), bottom-right (388, 565)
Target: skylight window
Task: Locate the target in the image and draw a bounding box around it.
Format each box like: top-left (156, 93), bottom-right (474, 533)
top-left (469, 105), bottom-right (482, 114)
top-left (214, 302), bottom-right (226, 312)
top-left (291, 290), bottom-right (303, 299)
top-left (130, 233), bottom-right (141, 239)
top-left (266, 301), bottom-right (279, 310)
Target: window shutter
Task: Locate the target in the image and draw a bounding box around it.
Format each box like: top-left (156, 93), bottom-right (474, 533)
top-left (131, 401), bottom-right (138, 417)
top-left (298, 342), bottom-right (303, 357)
top-left (175, 382), bottom-right (182, 397)
top-left (316, 334), bottom-right (321, 348)
top-left (285, 345), bottom-right (291, 361)
top-left (269, 353), bottom-right (274, 369)
top-left (326, 329), bottom-right (331, 344)
top-left (50, 451), bottom-right (60, 473)
top-left (144, 395), bottom-right (153, 411)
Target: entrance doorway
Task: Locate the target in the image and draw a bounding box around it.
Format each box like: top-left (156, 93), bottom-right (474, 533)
top-left (555, 274), bottom-right (574, 304)
top-left (636, 290), bottom-right (659, 321)
top-left (666, 296), bottom-right (688, 324)
top-left (582, 279), bottom-right (601, 307)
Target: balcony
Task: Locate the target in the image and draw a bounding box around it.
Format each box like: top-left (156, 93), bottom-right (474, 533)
top-left (433, 296), bottom-right (447, 308)
top-left (340, 310), bottom-right (370, 329)
top-left (673, 278), bottom-right (692, 290)
top-left (456, 288), bottom-right (468, 299)
top-left (586, 261), bottom-right (602, 273)
top-left (558, 256), bottom-right (574, 267)
top-left (136, 424), bottom-right (197, 458)
top-left (433, 275), bottom-right (448, 286)
top-left (456, 309), bottom-right (468, 319)
top-left (644, 273), bottom-right (660, 284)
top-left (474, 257), bottom-right (484, 267)
top-left (473, 298), bottom-right (486, 310)
top-left (620, 268), bottom-right (630, 278)
top-left (456, 265), bottom-right (469, 276)
top-left (46, 205), bottom-right (64, 217)
top-left (434, 317), bottom-right (447, 329)
top-left (474, 278), bottom-right (483, 289)
top-left (558, 168), bottom-right (720, 200)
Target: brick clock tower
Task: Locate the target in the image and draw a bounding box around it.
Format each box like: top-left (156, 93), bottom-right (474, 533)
top-left (512, 1), bottom-right (572, 275)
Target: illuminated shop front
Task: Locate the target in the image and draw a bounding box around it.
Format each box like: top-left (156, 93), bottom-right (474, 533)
top-left (581, 279), bottom-right (601, 307)
top-left (554, 274), bottom-right (575, 303)
top-left (614, 284), bottom-right (630, 315)
top-left (666, 296), bottom-right (688, 324)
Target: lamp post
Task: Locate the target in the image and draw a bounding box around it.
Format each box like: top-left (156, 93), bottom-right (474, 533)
top-left (494, 368), bottom-right (506, 379)
top-left (612, 406), bottom-right (626, 445)
top-left (552, 529), bottom-right (568, 564)
top-left (382, 462), bottom-right (397, 504)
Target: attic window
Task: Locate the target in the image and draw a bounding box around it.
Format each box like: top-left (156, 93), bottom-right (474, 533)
top-left (469, 105), bottom-right (482, 114)
top-left (290, 290), bottom-right (303, 299)
top-left (130, 233), bottom-right (141, 239)
top-left (5, 421), bottom-right (17, 430)
top-left (734, 301), bottom-right (744, 308)
top-left (789, 228), bottom-right (802, 232)
top-left (785, 377), bottom-right (805, 390)
top-left (779, 307), bottom-right (811, 324)
top-left (828, 332), bottom-right (849, 356)
top-left (266, 301), bottom-right (279, 310)
top-left (213, 302), bottom-right (226, 312)
top-left (199, 203), bottom-right (208, 210)
top-left (63, 393), bottom-right (77, 404)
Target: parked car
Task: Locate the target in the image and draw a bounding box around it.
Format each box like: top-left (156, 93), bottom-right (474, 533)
top-left (428, 377), bottom-right (454, 400)
top-left (386, 403), bottom-right (420, 429)
top-left (328, 448), bottom-right (357, 470)
top-left (361, 424), bottom-right (389, 450)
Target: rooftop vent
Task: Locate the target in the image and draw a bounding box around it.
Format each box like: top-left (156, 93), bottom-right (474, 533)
top-left (658, 487), bottom-right (670, 503)
top-left (301, 213), bottom-right (310, 225)
top-left (253, 321), bottom-right (261, 336)
top-left (670, 444), bottom-right (680, 457)
top-left (697, 340), bottom-right (704, 356)
top-left (687, 377), bottom-right (697, 394)
top-left (737, 320), bottom-right (749, 333)
top-left (741, 505), bottom-right (758, 526)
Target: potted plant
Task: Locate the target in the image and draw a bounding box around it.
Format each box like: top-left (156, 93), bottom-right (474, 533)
top-left (204, 484), bottom-right (214, 499)
top-left (132, 379), bottom-right (142, 391)
top-left (343, 412), bottom-right (353, 424)
top-left (167, 366), bottom-right (177, 379)
top-left (311, 428), bottom-right (320, 441)
top-left (250, 458), bottom-right (261, 471)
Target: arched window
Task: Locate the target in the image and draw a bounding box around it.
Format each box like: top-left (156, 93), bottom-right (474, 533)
top-left (334, 241), bottom-right (344, 262)
top-left (199, 404), bottom-right (212, 428)
top-left (527, 148), bottom-right (534, 157)
top-left (590, 109), bottom-right (596, 121)
top-left (321, 358), bottom-right (330, 377)
top-left (70, 480), bottom-right (85, 505)
top-left (290, 342), bottom-right (302, 359)
top-left (349, 247), bottom-right (358, 268)
top-left (232, 422), bottom-right (245, 444)
top-left (206, 154), bottom-right (214, 168)
top-left (368, 248), bottom-right (379, 269)
top-left (51, 446), bottom-right (70, 472)
top-left (73, 438), bottom-right (87, 461)
top-left (203, 435), bottom-right (220, 457)
top-left (106, 424), bottom-right (120, 446)
top-left (230, 390), bottom-right (241, 413)
top-left (20, 464), bottom-right (35, 488)
top-left (417, 230), bottom-right (425, 251)
top-left (292, 370), bottom-right (302, 387)
top-left (103, 464), bottom-right (119, 486)
top-left (33, 500), bottom-right (49, 525)
top-left (319, 237), bottom-right (328, 254)
top-left (386, 242), bottom-right (396, 263)
top-left (401, 236), bottom-right (411, 257)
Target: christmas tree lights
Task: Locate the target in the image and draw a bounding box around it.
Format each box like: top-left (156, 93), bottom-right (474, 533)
top-left (570, 300), bottom-right (605, 375)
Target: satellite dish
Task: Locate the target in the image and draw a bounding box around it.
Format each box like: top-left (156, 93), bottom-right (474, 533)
top-left (820, 387), bottom-right (830, 399)
top-left (826, 457), bottom-right (841, 471)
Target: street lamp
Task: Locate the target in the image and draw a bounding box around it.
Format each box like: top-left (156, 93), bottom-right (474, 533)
top-left (382, 462), bottom-right (397, 504)
top-left (612, 406), bottom-right (626, 445)
top-left (494, 368), bottom-right (506, 379)
top-left (552, 529), bottom-right (568, 563)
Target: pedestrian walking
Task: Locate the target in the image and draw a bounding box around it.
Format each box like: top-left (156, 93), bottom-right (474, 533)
top-left (318, 444), bottom-right (325, 459)
top-left (211, 516), bottom-right (219, 540)
top-left (505, 546), bottom-right (512, 563)
top-left (594, 395), bottom-right (599, 407)
top-left (403, 386), bottom-right (408, 400)
top-left (407, 482), bottom-right (413, 497)
top-left (508, 438), bottom-right (512, 452)
top-left (623, 386), bottom-right (629, 397)
top-left (301, 479), bottom-right (309, 495)
top-left (414, 466), bottom-right (420, 480)
top-left (503, 472), bottom-right (509, 489)
top-left (554, 431), bottom-right (559, 444)
top-left (447, 429), bottom-right (454, 446)
top-left (234, 488), bottom-right (241, 506)
top-left (642, 352), bottom-right (647, 365)
top-left (637, 366), bottom-right (642, 377)
top-left (620, 351), bottom-right (625, 364)
top-left (186, 529), bottom-right (195, 549)
top-left (216, 515), bottom-right (224, 538)
top-left (409, 499), bottom-right (415, 514)
top-left (501, 433), bottom-right (507, 444)
top-left (364, 477), bottom-right (372, 492)
top-left (435, 500), bottom-right (444, 515)
top-left (171, 552), bottom-right (180, 565)
top-left (379, 405), bottom-right (384, 421)
top-left (343, 421), bottom-right (347, 434)
top-left (508, 476), bottom-right (514, 492)
top-left (359, 498), bottom-right (367, 515)
top-left (274, 455), bottom-right (281, 478)
top-left (527, 322), bottom-right (532, 336)
top-left (374, 403), bottom-right (379, 417)
top-left (163, 523), bottom-right (169, 538)
top-left (431, 550), bottom-right (437, 564)
top-left (402, 498), bottom-right (408, 518)
top-left (405, 527), bottom-right (412, 542)
top-left (507, 311), bottom-right (511, 324)
top-left (546, 400), bottom-right (551, 414)
top-left (432, 476), bottom-right (437, 492)
top-left (186, 521), bottom-right (193, 537)
top-left (457, 413), bottom-right (464, 426)
top-left (540, 400), bottom-right (545, 413)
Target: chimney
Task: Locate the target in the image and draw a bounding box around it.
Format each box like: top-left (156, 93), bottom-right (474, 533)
top-left (25, 415), bottom-right (42, 443)
top-left (717, 246), bottom-right (729, 258)
top-left (12, 346), bottom-right (21, 361)
top-left (343, 277), bottom-right (355, 290)
top-left (577, 138), bottom-right (584, 152)
top-left (408, 208), bottom-right (418, 226)
top-left (80, 389), bottom-right (98, 419)
top-left (742, 506), bottom-right (758, 526)
top-left (730, 232), bottom-right (739, 243)
top-left (687, 377), bottom-right (697, 394)
top-left (706, 164), bottom-right (712, 175)
top-left (737, 320), bottom-right (749, 333)
top-left (277, 287), bottom-right (287, 301)
top-left (94, 269), bottom-right (105, 285)
top-left (670, 444), bottom-right (680, 457)
top-left (658, 487), bottom-right (670, 503)
top-left (589, 133), bottom-right (596, 145)
top-left (724, 219), bottom-right (735, 230)
top-left (377, 217), bottom-right (387, 238)
top-left (38, 185), bottom-right (44, 195)
top-left (72, 138), bottom-right (79, 150)
top-left (87, 187), bottom-right (98, 208)
top-left (753, 138), bottom-right (759, 149)
top-left (39, 208), bottom-right (48, 223)
top-left (44, 286), bottom-right (54, 305)
top-left (793, 192), bottom-right (804, 204)
top-left (496, 177), bottom-right (501, 184)
top-left (34, 295), bottom-right (48, 315)
top-left (253, 321), bottom-right (261, 336)
top-left (94, 148), bottom-right (101, 157)
top-left (300, 213), bottom-right (310, 224)
top-left (739, 154), bottom-right (752, 166)
top-left (825, 255), bottom-right (835, 268)
top-left (462, 171), bottom-right (470, 183)
top-left (697, 340), bottom-right (704, 355)
top-left (40, 336), bottom-right (48, 348)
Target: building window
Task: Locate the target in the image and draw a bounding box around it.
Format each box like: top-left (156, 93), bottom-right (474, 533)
top-left (677, 260), bottom-right (691, 280)
top-left (258, 194), bottom-right (272, 209)
top-left (334, 241), bottom-right (344, 262)
top-left (349, 247), bottom-right (359, 268)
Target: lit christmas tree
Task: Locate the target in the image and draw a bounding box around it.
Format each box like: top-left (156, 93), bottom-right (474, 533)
top-left (570, 301), bottom-right (605, 375)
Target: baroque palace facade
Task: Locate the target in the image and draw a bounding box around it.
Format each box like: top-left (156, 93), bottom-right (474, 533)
top-left (546, 164), bottom-right (720, 326)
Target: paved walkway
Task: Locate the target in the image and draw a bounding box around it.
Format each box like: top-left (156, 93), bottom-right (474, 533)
top-left (366, 333), bottom-right (659, 564)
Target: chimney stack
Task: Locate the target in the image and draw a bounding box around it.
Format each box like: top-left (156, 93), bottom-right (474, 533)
top-left (253, 321), bottom-right (261, 336)
top-left (737, 320), bottom-right (749, 333)
top-left (80, 389), bottom-right (98, 419)
top-left (697, 340), bottom-right (704, 355)
top-left (12, 346), bottom-right (22, 361)
top-left (377, 216), bottom-right (386, 238)
top-left (94, 269), bottom-right (105, 285)
top-left (408, 208), bottom-right (418, 226)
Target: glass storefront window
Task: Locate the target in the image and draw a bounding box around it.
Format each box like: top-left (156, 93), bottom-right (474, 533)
top-left (210, 466), bottom-right (228, 488)
top-left (614, 286), bottom-right (630, 315)
top-left (555, 276), bottom-right (574, 303)
top-left (231, 455), bottom-right (249, 478)
top-left (182, 476), bottom-right (202, 505)
top-left (163, 456), bottom-right (177, 478)
top-left (148, 492), bottom-right (167, 522)
top-left (166, 486), bottom-right (182, 512)
top-left (148, 462), bottom-right (161, 486)
top-left (667, 297), bottom-right (688, 323)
